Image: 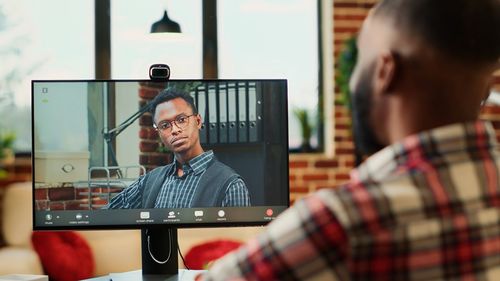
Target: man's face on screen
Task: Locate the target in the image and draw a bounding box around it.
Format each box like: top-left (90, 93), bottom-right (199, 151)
top-left (154, 98), bottom-right (203, 155)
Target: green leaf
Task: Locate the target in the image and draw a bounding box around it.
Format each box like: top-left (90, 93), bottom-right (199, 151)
top-left (335, 36), bottom-right (358, 109)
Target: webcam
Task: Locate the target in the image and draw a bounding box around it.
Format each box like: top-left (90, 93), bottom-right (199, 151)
top-left (149, 64), bottom-right (170, 81)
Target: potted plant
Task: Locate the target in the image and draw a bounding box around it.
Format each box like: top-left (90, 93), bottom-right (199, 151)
top-left (335, 36), bottom-right (358, 108)
top-left (0, 131), bottom-right (16, 178)
top-left (293, 108), bottom-right (315, 152)
top-left (335, 36), bottom-right (365, 165)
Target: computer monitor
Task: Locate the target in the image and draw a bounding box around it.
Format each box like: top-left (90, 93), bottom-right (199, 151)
top-left (32, 79), bottom-right (289, 277)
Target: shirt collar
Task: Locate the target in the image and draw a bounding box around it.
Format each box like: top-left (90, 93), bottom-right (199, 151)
top-left (351, 121), bottom-right (498, 183)
top-left (172, 150), bottom-right (214, 176)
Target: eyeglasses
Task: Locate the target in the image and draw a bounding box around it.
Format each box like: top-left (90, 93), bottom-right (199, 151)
top-left (154, 114), bottom-right (196, 132)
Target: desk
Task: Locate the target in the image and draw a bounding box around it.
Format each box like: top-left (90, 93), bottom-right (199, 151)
top-left (82, 269), bottom-right (206, 281)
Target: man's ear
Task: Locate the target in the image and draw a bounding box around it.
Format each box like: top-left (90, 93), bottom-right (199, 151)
top-left (373, 51), bottom-right (398, 95)
top-left (195, 114), bottom-right (202, 129)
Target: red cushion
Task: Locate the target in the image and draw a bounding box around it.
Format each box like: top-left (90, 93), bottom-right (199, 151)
top-left (184, 239), bottom-right (243, 269)
top-left (32, 231), bottom-right (95, 281)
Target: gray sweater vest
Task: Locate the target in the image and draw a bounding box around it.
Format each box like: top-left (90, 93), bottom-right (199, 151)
top-left (141, 157), bottom-right (240, 208)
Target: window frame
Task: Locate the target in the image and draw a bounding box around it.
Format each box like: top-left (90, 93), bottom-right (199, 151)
top-left (94, 0), bottom-right (333, 154)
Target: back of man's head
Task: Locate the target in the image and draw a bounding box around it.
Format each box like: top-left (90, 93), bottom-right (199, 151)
top-left (374, 0), bottom-right (500, 66)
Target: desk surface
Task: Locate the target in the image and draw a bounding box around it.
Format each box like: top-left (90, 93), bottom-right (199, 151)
top-left (83, 269), bottom-right (206, 281)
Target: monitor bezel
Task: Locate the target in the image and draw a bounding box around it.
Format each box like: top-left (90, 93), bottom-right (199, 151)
top-left (31, 78), bottom-right (289, 231)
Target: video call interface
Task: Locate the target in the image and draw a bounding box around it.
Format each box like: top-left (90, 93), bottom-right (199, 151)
top-left (32, 80), bottom-right (289, 229)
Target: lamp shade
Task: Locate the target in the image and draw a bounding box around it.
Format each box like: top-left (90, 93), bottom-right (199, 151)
top-left (150, 10), bottom-right (181, 33)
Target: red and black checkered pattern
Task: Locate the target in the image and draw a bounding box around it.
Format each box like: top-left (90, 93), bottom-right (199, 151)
top-left (204, 121), bottom-right (500, 280)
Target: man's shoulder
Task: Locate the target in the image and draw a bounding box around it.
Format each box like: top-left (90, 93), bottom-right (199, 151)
top-left (208, 157), bottom-right (238, 175)
top-left (314, 174), bottom-right (422, 227)
top-left (335, 174), bottom-right (420, 201)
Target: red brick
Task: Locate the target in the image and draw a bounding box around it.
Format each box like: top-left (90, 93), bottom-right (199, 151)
top-left (13, 164), bottom-right (31, 175)
top-left (490, 120), bottom-right (500, 130)
top-left (140, 115), bottom-right (153, 127)
top-left (87, 187), bottom-right (101, 193)
top-left (140, 141), bottom-right (159, 153)
top-left (140, 154), bottom-right (150, 165)
top-left (139, 128), bottom-right (159, 140)
top-left (139, 87), bottom-right (160, 99)
top-left (336, 148), bottom-right (354, 155)
top-left (335, 111), bottom-right (346, 118)
top-left (303, 174), bottom-right (329, 181)
top-left (481, 105), bottom-right (500, 116)
top-left (314, 160), bottom-right (338, 168)
top-left (35, 188), bottom-right (48, 200)
top-left (335, 105), bottom-right (348, 112)
top-left (35, 200), bottom-right (49, 211)
top-left (345, 160), bottom-right (356, 168)
top-left (91, 187), bottom-right (103, 193)
top-left (49, 202), bottom-right (65, 210)
top-left (75, 189), bottom-right (89, 199)
top-left (335, 136), bottom-right (353, 142)
top-left (317, 185), bottom-right (335, 190)
top-left (334, 14), bottom-right (366, 21)
top-left (334, 27), bottom-right (361, 34)
top-left (290, 186), bottom-right (309, 193)
top-left (335, 123), bottom-right (350, 130)
top-left (289, 175), bottom-right (297, 182)
top-left (335, 173), bottom-right (351, 181)
top-left (48, 187), bottom-right (75, 201)
top-left (289, 161), bottom-right (308, 169)
top-left (65, 200), bottom-right (88, 210)
top-left (101, 187), bottom-right (123, 193)
top-left (333, 2), bottom-right (374, 9)
top-left (139, 128), bottom-right (150, 139)
top-left (92, 198), bottom-right (108, 205)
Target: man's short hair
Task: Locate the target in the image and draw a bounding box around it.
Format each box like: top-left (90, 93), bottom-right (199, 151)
top-left (374, 0), bottom-right (500, 64)
top-left (150, 88), bottom-right (198, 123)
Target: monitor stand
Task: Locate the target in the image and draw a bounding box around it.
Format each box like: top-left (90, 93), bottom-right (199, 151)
top-left (141, 226), bottom-right (180, 280)
top-left (91, 226), bottom-right (190, 281)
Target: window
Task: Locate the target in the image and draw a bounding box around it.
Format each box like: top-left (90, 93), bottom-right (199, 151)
top-left (218, 0), bottom-right (322, 151)
top-left (0, 0), bottom-right (94, 152)
top-left (0, 0), bottom-right (331, 154)
top-left (111, 0), bottom-right (202, 79)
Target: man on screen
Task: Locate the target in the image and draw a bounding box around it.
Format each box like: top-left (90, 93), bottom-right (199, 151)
top-left (201, 0), bottom-right (500, 280)
top-left (105, 89), bottom-right (251, 209)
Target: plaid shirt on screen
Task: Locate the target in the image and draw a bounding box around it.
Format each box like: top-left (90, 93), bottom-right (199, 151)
top-left (204, 121), bottom-right (500, 281)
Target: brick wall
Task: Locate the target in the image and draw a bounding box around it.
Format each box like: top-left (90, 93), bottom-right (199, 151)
top-left (34, 184), bottom-right (115, 210)
top-left (138, 82), bottom-right (172, 171)
top-left (289, 0), bottom-right (376, 204)
top-left (288, 0), bottom-right (500, 204)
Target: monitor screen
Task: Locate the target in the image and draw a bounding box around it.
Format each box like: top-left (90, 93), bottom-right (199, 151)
top-left (32, 79), bottom-right (289, 230)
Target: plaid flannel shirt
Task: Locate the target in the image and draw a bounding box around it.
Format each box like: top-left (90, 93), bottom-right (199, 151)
top-left (203, 121), bottom-right (500, 280)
